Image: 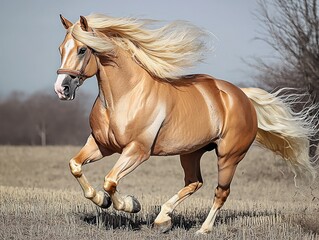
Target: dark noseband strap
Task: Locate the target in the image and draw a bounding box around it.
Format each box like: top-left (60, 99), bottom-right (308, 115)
top-left (57, 47), bottom-right (93, 79)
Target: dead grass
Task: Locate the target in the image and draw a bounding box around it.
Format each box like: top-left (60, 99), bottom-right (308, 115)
top-left (0, 146), bottom-right (319, 239)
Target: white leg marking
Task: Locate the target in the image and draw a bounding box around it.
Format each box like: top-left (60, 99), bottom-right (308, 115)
top-left (154, 194), bottom-right (179, 224)
top-left (196, 206), bottom-right (219, 234)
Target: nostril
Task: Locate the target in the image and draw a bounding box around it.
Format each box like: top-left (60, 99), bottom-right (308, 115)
top-left (63, 86), bottom-right (70, 96)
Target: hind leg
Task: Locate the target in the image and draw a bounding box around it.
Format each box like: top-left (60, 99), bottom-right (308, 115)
top-left (196, 146), bottom-right (247, 234)
top-left (153, 149), bottom-right (205, 232)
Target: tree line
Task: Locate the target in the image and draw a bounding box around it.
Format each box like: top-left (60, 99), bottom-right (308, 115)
top-left (0, 91), bottom-right (93, 145)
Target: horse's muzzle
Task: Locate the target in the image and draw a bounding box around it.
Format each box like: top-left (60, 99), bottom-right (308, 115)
top-left (61, 75), bottom-right (80, 100)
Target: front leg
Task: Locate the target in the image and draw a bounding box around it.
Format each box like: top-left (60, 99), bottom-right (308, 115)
top-left (70, 134), bottom-right (114, 208)
top-left (103, 141), bottom-right (150, 213)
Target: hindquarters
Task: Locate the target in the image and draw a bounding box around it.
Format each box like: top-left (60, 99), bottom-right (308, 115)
top-left (195, 80), bottom-right (258, 234)
top-left (214, 80), bottom-right (258, 165)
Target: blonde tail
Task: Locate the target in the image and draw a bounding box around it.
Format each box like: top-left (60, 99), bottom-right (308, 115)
top-left (241, 87), bottom-right (318, 180)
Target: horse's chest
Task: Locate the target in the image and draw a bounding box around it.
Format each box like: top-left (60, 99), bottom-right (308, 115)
top-left (89, 107), bottom-right (139, 151)
top-left (89, 102), bottom-right (120, 151)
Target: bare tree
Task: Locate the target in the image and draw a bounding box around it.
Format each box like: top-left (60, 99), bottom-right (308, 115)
top-left (254, 0), bottom-right (319, 95)
top-left (252, 0), bottom-right (319, 156)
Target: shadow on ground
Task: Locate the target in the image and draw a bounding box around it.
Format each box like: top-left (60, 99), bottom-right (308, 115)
top-left (79, 205), bottom-right (280, 232)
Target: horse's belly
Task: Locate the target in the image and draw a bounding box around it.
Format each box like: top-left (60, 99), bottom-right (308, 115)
top-left (151, 118), bottom-right (219, 156)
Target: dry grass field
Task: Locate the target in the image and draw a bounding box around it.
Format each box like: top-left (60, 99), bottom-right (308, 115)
top-left (0, 145), bottom-right (319, 239)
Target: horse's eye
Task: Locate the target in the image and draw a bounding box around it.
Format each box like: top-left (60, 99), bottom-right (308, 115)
top-left (78, 47), bottom-right (87, 55)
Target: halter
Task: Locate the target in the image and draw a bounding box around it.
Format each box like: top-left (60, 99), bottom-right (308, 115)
top-left (57, 47), bottom-right (93, 80)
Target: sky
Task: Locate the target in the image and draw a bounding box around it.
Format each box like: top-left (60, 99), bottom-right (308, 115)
top-left (0, 0), bottom-right (272, 97)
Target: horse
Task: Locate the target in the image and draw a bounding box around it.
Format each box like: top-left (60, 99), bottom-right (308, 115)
top-left (54, 14), bottom-right (317, 234)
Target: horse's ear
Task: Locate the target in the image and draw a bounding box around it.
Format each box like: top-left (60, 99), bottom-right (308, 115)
top-left (60, 14), bottom-right (73, 29)
top-left (80, 16), bottom-right (89, 32)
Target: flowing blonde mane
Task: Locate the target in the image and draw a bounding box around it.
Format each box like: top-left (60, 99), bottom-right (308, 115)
top-left (69, 14), bottom-right (211, 80)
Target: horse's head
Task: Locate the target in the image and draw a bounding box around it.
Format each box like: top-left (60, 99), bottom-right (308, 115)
top-left (55, 15), bottom-right (98, 100)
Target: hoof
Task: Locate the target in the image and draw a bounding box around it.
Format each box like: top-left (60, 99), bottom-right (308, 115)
top-left (124, 195), bottom-right (141, 213)
top-left (100, 191), bottom-right (112, 209)
top-left (153, 219), bottom-right (172, 233)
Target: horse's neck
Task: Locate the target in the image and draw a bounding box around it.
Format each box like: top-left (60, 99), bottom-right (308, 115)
top-left (96, 49), bottom-right (152, 109)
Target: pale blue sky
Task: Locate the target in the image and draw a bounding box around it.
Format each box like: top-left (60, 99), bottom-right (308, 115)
top-left (0, 0), bottom-right (271, 96)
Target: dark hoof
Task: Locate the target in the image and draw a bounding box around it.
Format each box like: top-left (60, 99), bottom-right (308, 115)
top-left (153, 219), bottom-right (172, 233)
top-left (124, 195), bottom-right (141, 213)
top-left (100, 192), bottom-right (112, 209)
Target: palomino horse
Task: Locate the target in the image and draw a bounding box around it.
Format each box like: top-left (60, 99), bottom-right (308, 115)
top-left (54, 14), bottom-right (317, 234)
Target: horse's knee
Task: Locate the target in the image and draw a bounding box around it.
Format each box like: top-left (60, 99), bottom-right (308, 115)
top-left (69, 159), bottom-right (82, 177)
top-left (214, 186), bottom-right (230, 209)
top-left (103, 179), bottom-right (117, 194)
